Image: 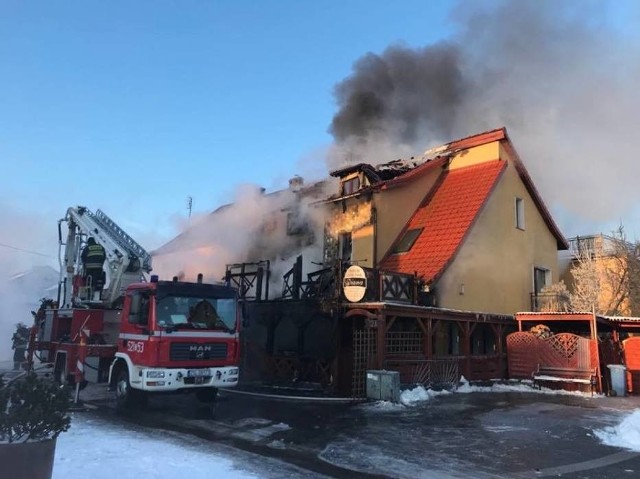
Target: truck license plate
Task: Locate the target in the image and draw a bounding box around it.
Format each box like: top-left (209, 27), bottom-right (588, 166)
top-left (187, 369), bottom-right (209, 377)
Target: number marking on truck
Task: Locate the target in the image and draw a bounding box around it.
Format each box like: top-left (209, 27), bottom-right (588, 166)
top-left (127, 341), bottom-right (144, 353)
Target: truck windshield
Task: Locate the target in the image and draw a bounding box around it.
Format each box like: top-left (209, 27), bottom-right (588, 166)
top-left (156, 295), bottom-right (236, 332)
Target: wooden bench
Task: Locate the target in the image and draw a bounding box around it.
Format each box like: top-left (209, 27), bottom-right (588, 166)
top-left (532, 365), bottom-right (597, 395)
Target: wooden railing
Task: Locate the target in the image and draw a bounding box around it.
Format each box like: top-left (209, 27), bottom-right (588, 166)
top-left (281, 258), bottom-right (417, 304)
top-left (225, 261), bottom-right (270, 300)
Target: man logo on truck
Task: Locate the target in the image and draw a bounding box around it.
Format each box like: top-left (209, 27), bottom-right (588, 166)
top-left (189, 345), bottom-right (212, 352)
top-left (190, 344), bottom-right (212, 359)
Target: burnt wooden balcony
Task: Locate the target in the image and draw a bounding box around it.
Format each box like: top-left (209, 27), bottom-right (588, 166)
top-left (281, 257), bottom-right (418, 304)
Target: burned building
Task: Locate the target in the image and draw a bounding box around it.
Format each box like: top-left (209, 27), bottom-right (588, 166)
top-left (155, 127), bottom-right (568, 397)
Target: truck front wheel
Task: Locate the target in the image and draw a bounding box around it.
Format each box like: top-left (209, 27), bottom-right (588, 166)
top-left (195, 387), bottom-right (218, 403)
top-left (115, 368), bottom-right (146, 409)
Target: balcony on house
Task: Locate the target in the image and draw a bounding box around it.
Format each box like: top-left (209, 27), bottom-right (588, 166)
top-left (530, 292), bottom-right (571, 312)
top-left (568, 234), bottom-right (619, 259)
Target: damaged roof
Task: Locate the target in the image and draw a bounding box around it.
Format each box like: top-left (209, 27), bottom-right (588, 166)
top-left (329, 127), bottom-right (566, 249)
top-left (378, 127), bottom-right (568, 285)
top-left (329, 127), bottom-right (508, 185)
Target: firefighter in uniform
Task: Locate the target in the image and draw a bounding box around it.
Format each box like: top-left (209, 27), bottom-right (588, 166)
top-left (11, 323), bottom-right (30, 370)
top-left (81, 237), bottom-right (106, 299)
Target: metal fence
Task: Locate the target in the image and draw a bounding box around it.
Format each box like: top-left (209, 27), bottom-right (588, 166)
top-left (383, 358), bottom-right (460, 390)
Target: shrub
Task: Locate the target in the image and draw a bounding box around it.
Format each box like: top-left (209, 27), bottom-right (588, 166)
top-left (0, 373), bottom-right (71, 443)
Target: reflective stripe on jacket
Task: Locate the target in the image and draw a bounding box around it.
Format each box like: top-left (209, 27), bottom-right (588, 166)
top-left (83, 244), bottom-right (106, 269)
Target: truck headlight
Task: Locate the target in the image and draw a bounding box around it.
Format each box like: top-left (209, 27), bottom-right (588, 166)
top-left (146, 371), bottom-right (165, 378)
top-left (229, 368), bottom-right (239, 375)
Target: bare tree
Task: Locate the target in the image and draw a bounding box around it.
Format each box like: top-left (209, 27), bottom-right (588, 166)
top-left (569, 246), bottom-right (600, 312)
top-left (539, 280), bottom-right (571, 312)
top-left (569, 226), bottom-right (640, 316)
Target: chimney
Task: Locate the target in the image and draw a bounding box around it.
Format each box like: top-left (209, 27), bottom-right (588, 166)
top-left (289, 175), bottom-right (304, 192)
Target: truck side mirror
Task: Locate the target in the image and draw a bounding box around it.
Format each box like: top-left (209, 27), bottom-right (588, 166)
top-left (135, 324), bottom-right (150, 335)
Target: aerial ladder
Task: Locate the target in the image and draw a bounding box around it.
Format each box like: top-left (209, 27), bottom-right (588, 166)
top-left (58, 206), bottom-right (153, 308)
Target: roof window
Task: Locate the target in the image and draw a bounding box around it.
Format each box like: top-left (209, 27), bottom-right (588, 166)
top-left (392, 228), bottom-right (423, 254)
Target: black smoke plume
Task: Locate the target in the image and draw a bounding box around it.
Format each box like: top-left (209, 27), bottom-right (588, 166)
top-left (328, 1), bottom-right (640, 233)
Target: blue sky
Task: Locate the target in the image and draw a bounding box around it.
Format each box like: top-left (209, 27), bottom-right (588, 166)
top-left (1, 0), bottom-right (639, 271)
top-left (0, 1), bottom-right (455, 250)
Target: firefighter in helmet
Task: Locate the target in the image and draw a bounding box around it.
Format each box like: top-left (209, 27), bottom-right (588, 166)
top-left (81, 237), bottom-right (106, 298)
top-left (11, 322), bottom-right (30, 370)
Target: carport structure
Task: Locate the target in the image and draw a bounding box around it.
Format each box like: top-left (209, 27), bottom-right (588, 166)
top-left (601, 316), bottom-right (640, 394)
top-left (508, 312), bottom-right (626, 394)
top-left (340, 302), bottom-right (515, 397)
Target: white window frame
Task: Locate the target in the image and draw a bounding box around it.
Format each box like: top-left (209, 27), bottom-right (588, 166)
top-left (515, 197), bottom-right (525, 230)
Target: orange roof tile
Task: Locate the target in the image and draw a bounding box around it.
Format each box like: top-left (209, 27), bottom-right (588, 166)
top-left (381, 160), bottom-right (507, 283)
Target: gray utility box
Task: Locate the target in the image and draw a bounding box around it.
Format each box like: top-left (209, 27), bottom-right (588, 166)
top-left (366, 370), bottom-right (400, 403)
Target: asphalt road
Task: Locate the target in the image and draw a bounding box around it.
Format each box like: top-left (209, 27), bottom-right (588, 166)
top-left (3, 360), bottom-right (638, 479)
top-left (78, 384), bottom-right (640, 479)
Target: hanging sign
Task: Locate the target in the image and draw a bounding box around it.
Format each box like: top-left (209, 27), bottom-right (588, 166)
top-left (343, 265), bottom-right (368, 302)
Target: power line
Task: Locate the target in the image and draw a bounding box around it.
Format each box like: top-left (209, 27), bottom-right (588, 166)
top-left (0, 242), bottom-right (52, 258)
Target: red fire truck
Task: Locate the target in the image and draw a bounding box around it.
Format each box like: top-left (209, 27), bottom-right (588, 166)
top-left (28, 206), bottom-right (240, 407)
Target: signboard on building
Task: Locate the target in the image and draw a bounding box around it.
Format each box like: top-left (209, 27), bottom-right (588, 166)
top-left (343, 265), bottom-right (368, 302)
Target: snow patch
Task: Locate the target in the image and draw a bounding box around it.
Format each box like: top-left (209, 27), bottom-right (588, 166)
top-left (376, 376), bottom-right (601, 409)
top-left (54, 415), bottom-right (261, 479)
top-left (231, 422), bottom-right (291, 442)
top-left (400, 385), bottom-right (451, 405)
top-left (456, 376), bottom-right (598, 397)
top-left (233, 417), bottom-right (272, 428)
top-left (267, 439), bottom-right (287, 450)
top-left (594, 409), bottom-right (640, 452)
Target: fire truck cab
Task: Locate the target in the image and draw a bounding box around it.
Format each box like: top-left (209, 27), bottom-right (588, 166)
top-left (110, 276), bottom-right (240, 406)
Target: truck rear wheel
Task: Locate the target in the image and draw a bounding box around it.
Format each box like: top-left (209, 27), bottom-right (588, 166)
top-left (195, 387), bottom-right (218, 403)
top-left (115, 368), bottom-right (146, 409)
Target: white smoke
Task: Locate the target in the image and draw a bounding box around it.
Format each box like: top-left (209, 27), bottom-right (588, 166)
top-left (0, 202), bottom-right (58, 361)
top-left (152, 182), bottom-right (328, 294)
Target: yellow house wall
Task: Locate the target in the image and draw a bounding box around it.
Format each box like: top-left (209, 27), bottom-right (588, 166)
top-left (352, 225), bottom-right (374, 267)
top-left (374, 167), bottom-right (442, 264)
top-left (436, 159), bottom-right (560, 315)
top-left (448, 142), bottom-right (501, 170)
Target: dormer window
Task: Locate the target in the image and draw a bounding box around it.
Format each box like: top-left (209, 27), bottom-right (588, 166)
top-left (341, 175), bottom-right (360, 196)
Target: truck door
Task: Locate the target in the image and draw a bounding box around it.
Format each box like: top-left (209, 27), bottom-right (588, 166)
top-left (121, 291), bottom-right (151, 365)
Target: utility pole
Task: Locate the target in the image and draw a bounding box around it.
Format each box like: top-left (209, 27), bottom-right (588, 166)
top-left (187, 196), bottom-right (193, 219)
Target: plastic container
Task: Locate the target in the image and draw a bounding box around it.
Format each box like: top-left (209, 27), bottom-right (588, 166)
top-left (607, 364), bottom-right (627, 397)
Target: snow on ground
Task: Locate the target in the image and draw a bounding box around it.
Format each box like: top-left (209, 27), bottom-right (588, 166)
top-left (400, 384), bottom-right (452, 405)
top-left (51, 379), bottom-right (634, 479)
top-left (54, 414), bottom-right (261, 479)
top-left (594, 409), bottom-right (640, 452)
top-left (361, 376), bottom-right (598, 413)
top-left (54, 414), bottom-right (316, 479)
top-left (367, 376), bottom-right (640, 463)
top-left (393, 376), bottom-right (597, 409)
top-left (455, 376), bottom-right (598, 397)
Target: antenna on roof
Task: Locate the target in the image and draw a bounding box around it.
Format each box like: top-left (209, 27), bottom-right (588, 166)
top-left (187, 196), bottom-right (193, 219)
